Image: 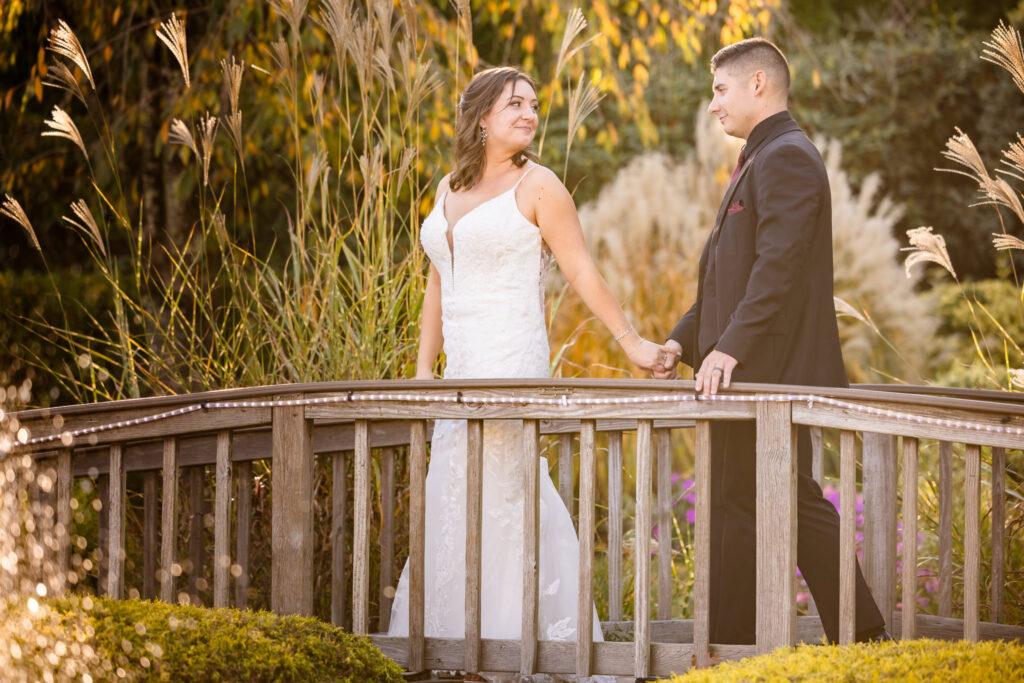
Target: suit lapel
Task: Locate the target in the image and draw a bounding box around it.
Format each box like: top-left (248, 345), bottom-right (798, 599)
top-left (704, 123), bottom-right (803, 255)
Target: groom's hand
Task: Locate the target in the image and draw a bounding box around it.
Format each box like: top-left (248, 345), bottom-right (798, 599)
top-left (652, 339), bottom-right (683, 379)
top-left (695, 349), bottom-right (738, 397)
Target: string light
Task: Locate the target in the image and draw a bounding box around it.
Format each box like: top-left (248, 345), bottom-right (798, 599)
top-left (14, 390), bottom-right (1024, 448)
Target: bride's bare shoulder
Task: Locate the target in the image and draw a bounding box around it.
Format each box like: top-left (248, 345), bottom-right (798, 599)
top-left (519, 164), bottom-right (569, 201)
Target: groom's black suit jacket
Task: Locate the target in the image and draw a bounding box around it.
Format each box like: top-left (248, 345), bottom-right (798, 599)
top-left (669, 110), bottom-right (846, 387)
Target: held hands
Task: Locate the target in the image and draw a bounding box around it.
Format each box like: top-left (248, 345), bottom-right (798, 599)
top-left (652, 339), bottom-right (683, 379)
top-left (621, 332), bottom-right (680, 373)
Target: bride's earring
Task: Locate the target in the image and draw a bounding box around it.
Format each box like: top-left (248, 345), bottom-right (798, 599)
top-left (480, 127), bottom-right (488, 147)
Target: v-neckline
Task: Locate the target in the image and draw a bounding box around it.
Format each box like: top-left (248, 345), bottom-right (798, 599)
top-left (438, 163), bottom-right (537, 281)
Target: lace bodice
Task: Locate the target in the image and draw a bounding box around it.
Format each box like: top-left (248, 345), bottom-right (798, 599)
top-left (420, 163), bottom-right (552, 379)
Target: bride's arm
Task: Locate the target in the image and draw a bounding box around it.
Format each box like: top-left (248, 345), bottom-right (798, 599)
top-left (414, 264), bottom-right (443, 379)
top-left (526, 167), bottom-right (668, 371)
top-left (414, 175), bottom-right (450, 380)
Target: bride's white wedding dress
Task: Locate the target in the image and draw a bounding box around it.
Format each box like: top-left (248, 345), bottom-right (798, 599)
top-left (388, 164), bottom-right (607, 679)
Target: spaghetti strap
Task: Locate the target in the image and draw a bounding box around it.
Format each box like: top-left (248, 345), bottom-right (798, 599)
top-left (512, 162), bottom-right (538, 190)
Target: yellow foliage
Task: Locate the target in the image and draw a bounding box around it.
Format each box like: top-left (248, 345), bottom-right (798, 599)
top-left (673, 639), bottom-right (1024, 682)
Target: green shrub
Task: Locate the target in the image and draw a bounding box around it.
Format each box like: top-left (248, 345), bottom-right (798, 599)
top-left (5, 596), bottom-right (402, 682)
top-left (673, 639), bottom-right (1024, 682)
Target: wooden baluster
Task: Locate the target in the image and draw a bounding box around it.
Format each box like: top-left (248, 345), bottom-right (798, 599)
top-left (991, 446), bottom-right (1006, 624)
top-left (160, 438), bottom-right (179, 603)
top-left (521, 420), bottom-right (540, 676)
top-left (862, 433), bottom-right (897, 633)
top-left (755, 401), bottom-right (796, 655)
top-left (353, 422), bottom-right (371, 633)
top-left (808, 427), bottom-right (824, 618)
top-left (272, 396), bottom-right (315, 616)
top-left (693, 420), bottom-right (712, 667)
top-left (107, 444), bottom-right (126, 599)
top-left (634, 420), bottom-right (653, 679)
top-left (937, 441), bottom-right (953, 617)
top-left (379, 447), bottom-right (395, 631)
top-left (213, 430), bottom-right (232, 608)
top-left (188, 466), bottom-right (206, 605)
top-left (656, 428), bottom-right (672, 621)
top-left (408, 422), bottom-right (427, 672)
top-left (577, 420), bottom-right (597, 677)
top-left (331, 451), bottom-right (348, 628)
top-left (964, 444), bottom-right (981, 642)
top-left (97, 473), bottom-right (108, 595)
top-left (838, 430), bottom-right (857, 644)
top-left (607, 431), bottom-right (624, 622)
top-left (465, 419), bottom-right (483, 674)
top-left (559, 433), bottom-right (574, 519)
top-left (235, 460), bottom-right (252, 608)
top-left (56, 448), bottom-right (72, 595)
top-left (901, 437), bottom-right (918, 640)
top-left (143, 471), bottom-right (158, 599)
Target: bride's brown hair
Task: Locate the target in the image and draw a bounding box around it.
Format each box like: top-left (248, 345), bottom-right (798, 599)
top-left (449, 67), bottom-right (540, 192)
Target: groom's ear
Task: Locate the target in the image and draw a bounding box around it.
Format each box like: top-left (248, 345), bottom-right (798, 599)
top-left (751, 69), bottom-right (768, 96)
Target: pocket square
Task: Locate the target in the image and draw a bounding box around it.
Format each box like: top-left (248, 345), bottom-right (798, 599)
top-left (727, 200), bottom-right (745, 216)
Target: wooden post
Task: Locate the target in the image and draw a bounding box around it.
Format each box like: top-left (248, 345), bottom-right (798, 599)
top-left (272, 396), bottom-right (315, 616)
top-left (379, 447), bottom-right (395, 631)
top-left (991, 447), bottom-right (1006, 624)
top-left (901, 437), bottom-right (918, 640)
top-left (107, 444), bottom-right (126, 599)
top-left (694, 420), bottom-right (712, 668)
top-left (755, 401), bottom-right (796, 655)
top-left (143, 471), bottom-right (158, 599)
top-left (634, 420), bottom-right (653, 679)
top-left (235, 460), bottom-right (252, 608)
top-left (213, 430), bottom-right (232, 608)
top-left (577, 420), bottom-right (597, 677)
top-left (56, 449), bottom-right (72, 595)
top-left (808, 427), bottom-right (824, 618)
top-left (188, 466), bottom-right (206, 605)
top-left (838, 430), bottom-right (857, 644)
top-left (331, 451), bottom-right (348, 628)
top-left (862, 433), bottom-right (897, 633)
top-left (937, 441), bottom-right (953, 617)
top-left (408, 423), bottom-right (427, 672)
top-left (160, 438), bottom-right (179, 603)
top-left (465, 419), bottom-right (483, 674)
top-left (559, 433), bottom-right (574, 518)
top-left (656, 428), bottom-right (673, 621)
top-left (521, 420), bottom-right (540, 676)
top-left (353, 422), bottom-right (371, 633)
top-left (964, 444), bottom-right (981, 642)
top-left (607, 431), bottom-right (624, 622)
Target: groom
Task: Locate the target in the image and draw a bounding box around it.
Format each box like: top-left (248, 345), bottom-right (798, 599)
top-left (656, 37), bottom-right (888, 644)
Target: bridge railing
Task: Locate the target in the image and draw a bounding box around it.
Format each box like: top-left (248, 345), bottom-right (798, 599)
top-left (10, 380), bottom-right (1024, 677)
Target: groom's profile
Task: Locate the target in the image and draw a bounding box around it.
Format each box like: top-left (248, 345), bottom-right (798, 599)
top-left (657, 37), bottom-right (889, 644)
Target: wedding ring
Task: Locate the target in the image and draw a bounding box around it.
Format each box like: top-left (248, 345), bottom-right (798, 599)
top-left (712, 366), bottom-right (724, 374)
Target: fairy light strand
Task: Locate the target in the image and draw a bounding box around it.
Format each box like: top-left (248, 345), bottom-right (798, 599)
top-left (12, 390), bottom-right (1024, 449)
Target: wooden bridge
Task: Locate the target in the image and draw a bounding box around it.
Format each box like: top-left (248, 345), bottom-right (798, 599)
top-left (9, 379), bottom-right (1024, 678)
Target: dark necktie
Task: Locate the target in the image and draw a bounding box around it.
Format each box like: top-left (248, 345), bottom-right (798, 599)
top-left (728, 146), bottom-right (746, 185)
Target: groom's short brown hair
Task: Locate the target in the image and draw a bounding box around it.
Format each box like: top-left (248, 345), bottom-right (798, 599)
top-left (711, 37), bottom-right (791, 93)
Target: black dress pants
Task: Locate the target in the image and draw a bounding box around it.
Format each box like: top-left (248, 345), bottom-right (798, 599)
top-left (707, 420), bottom-right (886, 644)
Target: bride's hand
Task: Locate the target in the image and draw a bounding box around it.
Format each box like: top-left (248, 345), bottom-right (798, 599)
top-left (413, 367), bottom-right (434, 380)
top-left (621, 333), bottom-right (674, 372)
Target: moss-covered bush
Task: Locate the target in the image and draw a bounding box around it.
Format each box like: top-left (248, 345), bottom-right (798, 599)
top-left (5, 596), bottom-right (402, 682)
top-left (674, 639), bottom-right (1024, 682)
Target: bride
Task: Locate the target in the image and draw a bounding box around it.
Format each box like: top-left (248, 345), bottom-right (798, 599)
top-left (387, 66), bottom-right (670, 679)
